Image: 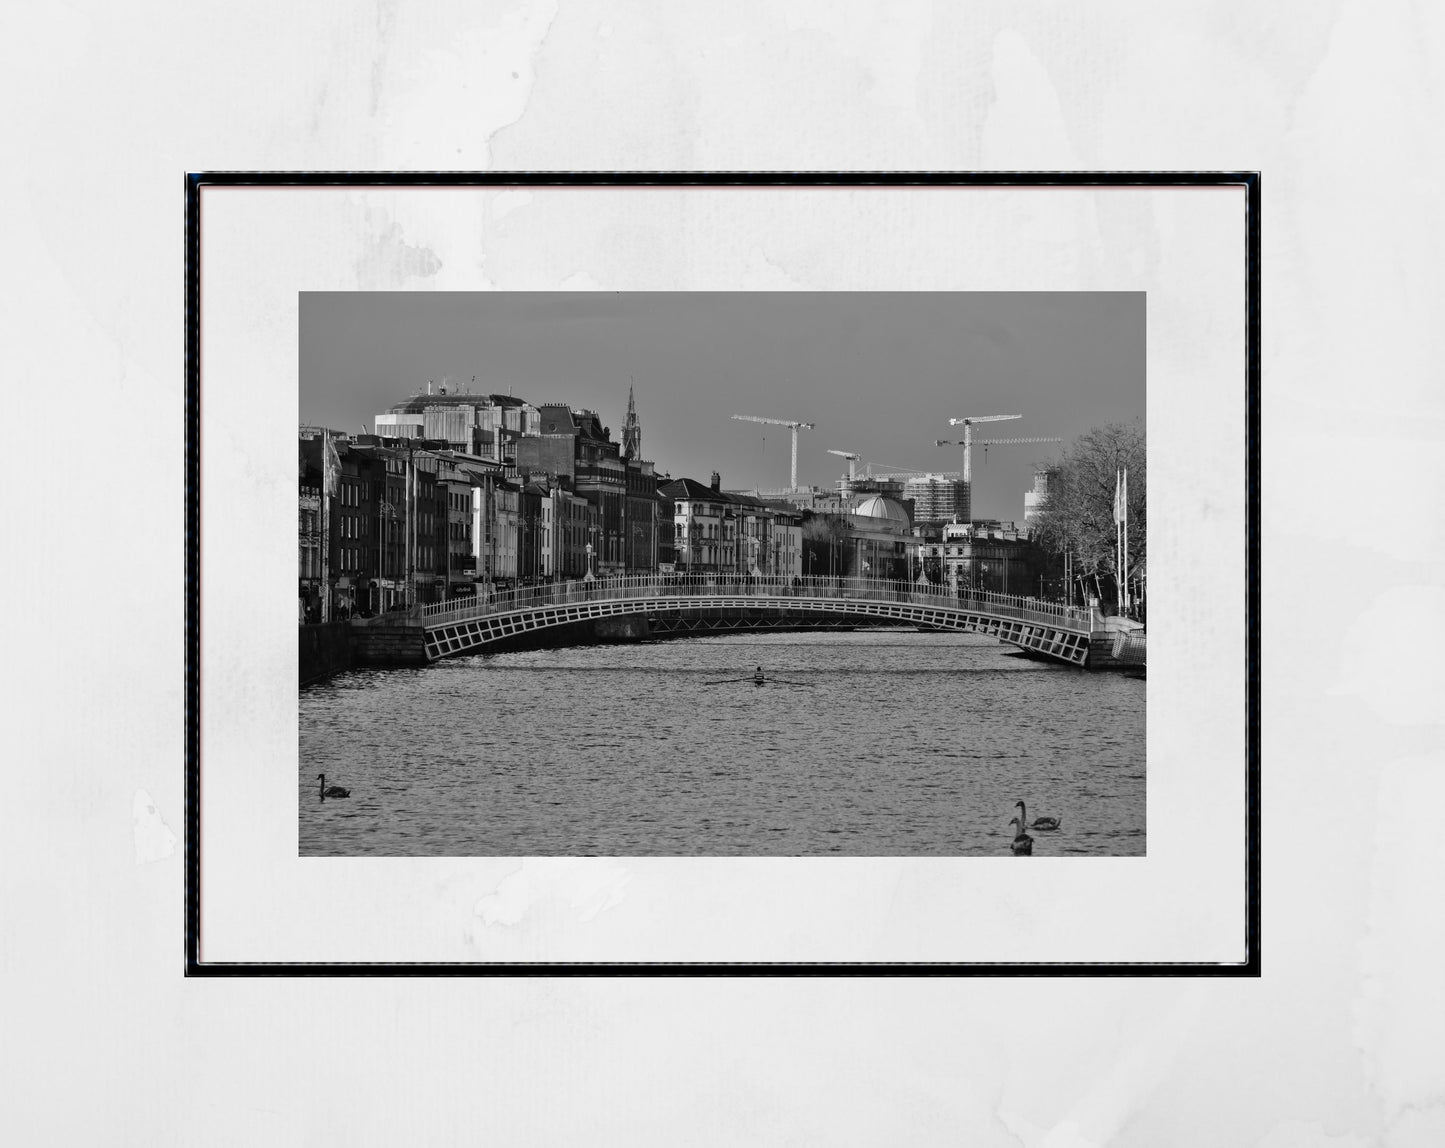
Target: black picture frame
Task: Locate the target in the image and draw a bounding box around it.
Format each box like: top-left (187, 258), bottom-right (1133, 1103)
top-left (185, 171), bottom-right (1260, 976)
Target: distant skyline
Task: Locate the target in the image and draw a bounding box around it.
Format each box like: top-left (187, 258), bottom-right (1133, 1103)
top-left (299, 292), bottom-right (1144, 522)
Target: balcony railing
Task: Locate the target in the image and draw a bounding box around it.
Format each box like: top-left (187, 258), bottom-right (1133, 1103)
top-left (416, 573), bottom-right (1089, 629)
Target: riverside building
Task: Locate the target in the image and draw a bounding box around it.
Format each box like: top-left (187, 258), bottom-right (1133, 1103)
top-left (517, 403), bottom-right (660, 576)
top-left (913, 519), bottom-right (1045, 595)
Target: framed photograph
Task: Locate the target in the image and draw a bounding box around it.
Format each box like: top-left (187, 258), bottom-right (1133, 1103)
top-left (187, 173), bottom-right (1259, 973)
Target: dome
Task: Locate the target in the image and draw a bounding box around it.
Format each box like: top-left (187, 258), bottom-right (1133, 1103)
top-left (853, 495), bottom-right (910, 525)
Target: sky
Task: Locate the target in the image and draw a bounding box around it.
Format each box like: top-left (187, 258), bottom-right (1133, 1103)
top-left (299, 292), bottom-right (1144, 523)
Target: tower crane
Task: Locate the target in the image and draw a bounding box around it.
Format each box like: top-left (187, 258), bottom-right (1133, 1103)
top-left (733, 414), bottom-right (816, 491)
top-left (934, 434), bottom-right (1063, 476)
top-left (830, 449), bottom-right (961, 482)
top-left (827, 449), bottom-right (862, 481)
top-left (826, 449), bottom-right (925, 480)
top-left (943, 414), bottom-right (1021, 484)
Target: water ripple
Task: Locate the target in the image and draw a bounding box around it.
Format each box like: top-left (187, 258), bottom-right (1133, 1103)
top-left (301, 631), bottom-right (1145, 857)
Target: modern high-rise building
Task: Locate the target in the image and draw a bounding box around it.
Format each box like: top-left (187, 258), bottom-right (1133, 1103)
top-left (903, 473), bottom-right (969, 523)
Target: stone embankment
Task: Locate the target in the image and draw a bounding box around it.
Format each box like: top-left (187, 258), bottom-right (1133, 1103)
top-left (1086, 616), bottom-right (1146, 670)
top-left (351, 620), bottom-right (429, 666)
top-left (299, 622), bottom-right (355, 685)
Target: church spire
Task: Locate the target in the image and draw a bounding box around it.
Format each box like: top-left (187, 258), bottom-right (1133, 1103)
top-left (622, 383), bottom-right (641, 459)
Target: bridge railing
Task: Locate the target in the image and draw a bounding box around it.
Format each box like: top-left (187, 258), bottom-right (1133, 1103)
top-left (416, 574), bottom-right (1088, 629)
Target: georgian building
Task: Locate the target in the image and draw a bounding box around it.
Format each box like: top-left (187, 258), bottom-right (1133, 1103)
top-left (660, 475), bottom-right (795, 578)
top-left (489, 480), bottom-right (521, 585)
top-left (759, 502), bottom-right (804, 578)
top-left (298, 457), bottom-right (323, 621)
top-left (551, 484), bottom-right (594, 580)
top-left (660, 475), bottom-right (730, 574)
top-left (914, 519), bottom-right (1043, 595)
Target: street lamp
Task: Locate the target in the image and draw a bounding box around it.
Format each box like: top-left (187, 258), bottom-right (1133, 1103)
top-left (377, 496), bottom-right (398, 612)
top-left (522, 512), bottom-right (544, 588)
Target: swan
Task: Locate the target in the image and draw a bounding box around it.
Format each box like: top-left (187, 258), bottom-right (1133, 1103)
top-left (318, 773), bottom-right (350, 799)
top-left (1008, 817), bottom-right (1034, 855)
top-left (1016, 800), bottom-right (1060, 831)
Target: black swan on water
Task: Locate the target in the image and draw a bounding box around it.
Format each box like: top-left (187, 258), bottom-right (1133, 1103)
top-left (1016, 799), bottom-right (1060, 831)
top-left (318, 774), bottom-right (350, 799)
top-left (1008, 817), bottom-right (1034, 855)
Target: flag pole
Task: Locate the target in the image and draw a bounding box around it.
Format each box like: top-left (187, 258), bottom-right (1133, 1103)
top-left (1115, 465), bottom-right (1127, 613)
top-left (1115, 462), bottom-right (1127, 613)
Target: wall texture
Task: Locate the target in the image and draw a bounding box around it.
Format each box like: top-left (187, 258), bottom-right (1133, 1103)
top-left (298, 622), bottom-right (355, 684)
top-left (7, 2), bottom-right (1444, 1145)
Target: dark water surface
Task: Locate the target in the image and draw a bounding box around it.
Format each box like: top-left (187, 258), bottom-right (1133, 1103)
top-left (300, 630), bottom-right (1145, 857)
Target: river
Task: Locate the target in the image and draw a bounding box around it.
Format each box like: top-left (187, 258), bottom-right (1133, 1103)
top-left (299, 629), bottom-right (1145, 857)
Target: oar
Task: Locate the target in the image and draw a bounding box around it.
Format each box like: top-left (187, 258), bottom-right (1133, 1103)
top-left (700, 674), bottom-right (815, 687)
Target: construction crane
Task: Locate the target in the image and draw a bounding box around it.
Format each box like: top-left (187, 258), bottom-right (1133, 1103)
top-left (827, 449), bottom-right (927, 480)
top-left (935, 434), bottom-right (1063, 478)
top-left (830, 450), bottom-right (961, 482)
top-left (827, 449), bottom-right (862, 481)
top-left (941, 414), bottom-right (1021, 484)
top-left (733, 414), bottom-right (816, 491)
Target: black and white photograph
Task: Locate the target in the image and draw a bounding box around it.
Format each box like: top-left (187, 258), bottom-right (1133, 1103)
top-left (298, 291), bottom-right (1146, 858)
top-left (197, 179), bottom-right (1240, 969)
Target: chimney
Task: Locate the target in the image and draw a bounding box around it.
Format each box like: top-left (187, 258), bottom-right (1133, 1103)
top-left (427, 380), bottom-right (433, 395)
top-left (710, 471), bottom-right (721, 491)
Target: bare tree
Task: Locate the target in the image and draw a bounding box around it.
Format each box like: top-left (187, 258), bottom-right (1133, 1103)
top-left (1030, 421), bottom-right (1145, 608)
top-left (800, 511), bottom-right (855, 577)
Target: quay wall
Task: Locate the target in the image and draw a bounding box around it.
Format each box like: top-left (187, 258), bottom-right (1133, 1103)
top-left (299, 622), bottom-right (355, 685)
top-left (1087, 630), bottom-right (1147, 669)
top-left (353, 622), bottom-right (429, 666)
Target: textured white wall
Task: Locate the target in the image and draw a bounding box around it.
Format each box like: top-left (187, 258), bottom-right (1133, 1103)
top-left (3, 1), bottom-right (1442, 1145)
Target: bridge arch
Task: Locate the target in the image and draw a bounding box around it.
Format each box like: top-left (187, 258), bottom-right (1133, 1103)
top-left (408, 576), bottom-right (1093, 666)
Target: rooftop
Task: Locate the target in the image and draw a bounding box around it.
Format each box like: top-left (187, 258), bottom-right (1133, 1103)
top-left (386, 391), bottom-right (527, 414)
top-left (853, 494), bottom-right (911, 524)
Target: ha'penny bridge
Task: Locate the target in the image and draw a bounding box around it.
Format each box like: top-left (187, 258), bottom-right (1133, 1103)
top-left (351, 574), bottom-right (1135, 669)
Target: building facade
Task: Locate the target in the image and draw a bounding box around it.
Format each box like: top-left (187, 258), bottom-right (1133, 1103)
top-left (298, 457), bottom-right (323, 621)
top-left (903, 473), bottom-right (969, 523)
top-left (846, 494), bottom-right (915, 580)
top-left (1023, 468), bottom-right (1058, 528)
top-left (661, 475), bottom-right (729, 574)
top-left (914, 519), bottom-right (1044, 595)
top-left (518, 404), bottom-right (662, 576)
top-left (760, 502), bottom-right (804, 578)
top-left (376, 386), bottom-right (537, 463)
